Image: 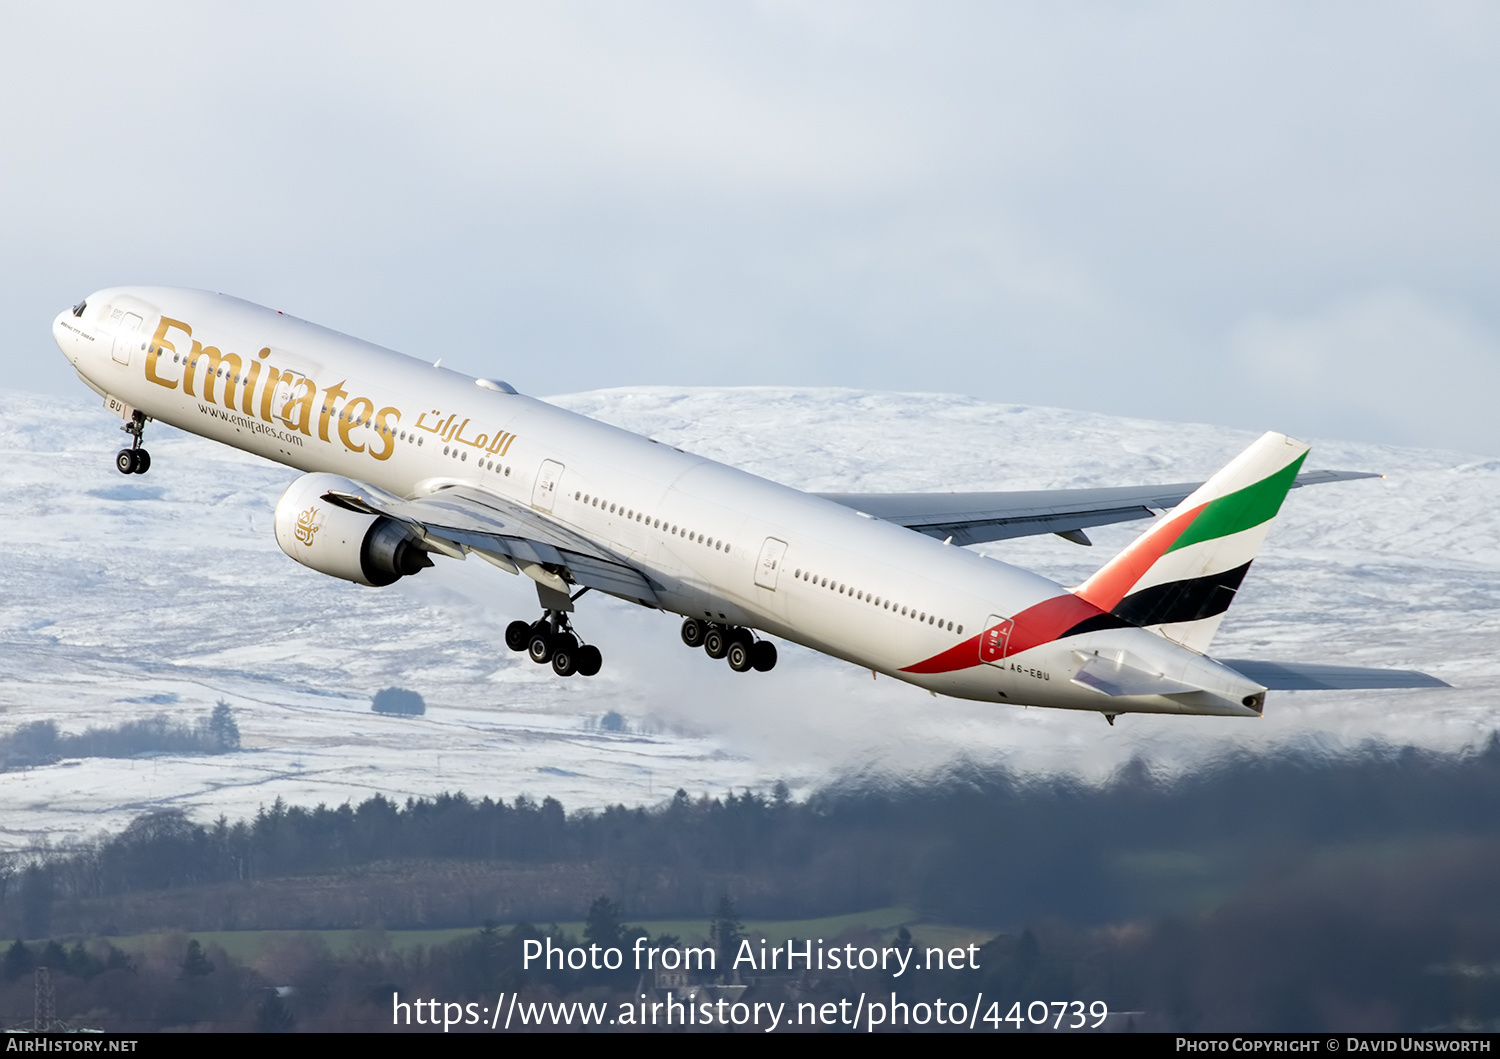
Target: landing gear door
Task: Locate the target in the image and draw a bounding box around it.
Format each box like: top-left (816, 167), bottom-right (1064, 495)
top-left (754, 537), bottom-right (788, 590)
top-left (532, 459), bottom-right (564, 512)
top-left (979, 615), bottom-right (1014, 665)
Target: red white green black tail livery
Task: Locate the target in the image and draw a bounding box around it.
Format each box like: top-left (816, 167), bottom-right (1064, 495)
top-left (893, 431), bottom-right (1442, 718)
top-left (1075, 432), bottom-right (1308, 653)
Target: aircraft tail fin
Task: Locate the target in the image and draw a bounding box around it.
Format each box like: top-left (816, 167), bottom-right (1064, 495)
top-left (1073, 432), bottom-right (1309, 652)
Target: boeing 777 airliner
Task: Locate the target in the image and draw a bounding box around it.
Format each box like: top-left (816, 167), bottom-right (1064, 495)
top-left (52, 287), bottom-right (1445, 723)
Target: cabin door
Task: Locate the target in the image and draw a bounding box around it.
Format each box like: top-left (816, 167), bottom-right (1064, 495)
top-left (754, 537), bottom-right (788, 590)
top-left (111, 311), bottom-right (143, 366)
top-left (979, 615), bottom-right (1014, 665)
top-left (532, 460), bottom-right (564, 512)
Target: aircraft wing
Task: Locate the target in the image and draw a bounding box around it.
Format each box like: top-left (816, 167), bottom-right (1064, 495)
top-left (815, 469), bottom-right (1379, 546)
top-left (320, 481), bottom-right (661, 607)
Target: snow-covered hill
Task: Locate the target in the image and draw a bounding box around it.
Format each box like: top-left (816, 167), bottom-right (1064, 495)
top-left (2, 387), bottom-right (1496, 850)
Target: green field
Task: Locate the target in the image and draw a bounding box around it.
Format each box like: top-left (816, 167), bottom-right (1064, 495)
top-left (103, 907), bottom-right (997, 963)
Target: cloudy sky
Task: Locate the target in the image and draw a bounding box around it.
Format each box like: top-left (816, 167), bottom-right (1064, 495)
top-left (4, 3), bottom-right (1498, 454)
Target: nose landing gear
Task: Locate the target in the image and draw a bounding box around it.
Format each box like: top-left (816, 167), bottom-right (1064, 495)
top-left (681, 619), bottom-right (777, 673)
top-left (506, 612), bottom-right (602, 677)
top-left (115, 411), bottom-right (151, 475)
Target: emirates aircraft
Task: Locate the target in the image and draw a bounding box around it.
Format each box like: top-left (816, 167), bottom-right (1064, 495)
top-left (52, 287), bottom-right (1445, 723)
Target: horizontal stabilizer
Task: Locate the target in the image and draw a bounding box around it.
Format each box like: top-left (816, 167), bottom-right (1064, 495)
top-left (1071, 654), bottom-right (1201, 698)
top-left (1216, 659), bottom-right (1450, 691)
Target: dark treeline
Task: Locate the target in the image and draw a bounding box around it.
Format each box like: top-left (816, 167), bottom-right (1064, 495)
top-left (6, 739), bottom-right (1500, 1029)
top-left (9, 736), bottom-right (1500, 937)
top-left (3, 898), bottom-right (1498, 1031)
top-left (0, 914), bottom-right (760, 1032)
top-left (0, 702), bottom-right (240, 767)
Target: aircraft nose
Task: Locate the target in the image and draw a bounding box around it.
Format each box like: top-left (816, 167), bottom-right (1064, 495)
top-left (53, 300), bottom-right (89, 366)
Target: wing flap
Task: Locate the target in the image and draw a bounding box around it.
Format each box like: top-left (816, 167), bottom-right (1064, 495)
top-left (322, 481), bottom-right (660, 606)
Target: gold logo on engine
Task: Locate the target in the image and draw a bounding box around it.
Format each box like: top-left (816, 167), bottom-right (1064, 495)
top-left (295, 506), bottom-right (320, 546)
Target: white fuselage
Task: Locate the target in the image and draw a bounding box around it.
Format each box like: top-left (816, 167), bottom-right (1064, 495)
top-left (53, 286), bottom-right (1263, 717)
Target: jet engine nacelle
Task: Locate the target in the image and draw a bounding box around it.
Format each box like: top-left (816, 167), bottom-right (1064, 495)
top-left (274, 473), bottom-right (433, 587)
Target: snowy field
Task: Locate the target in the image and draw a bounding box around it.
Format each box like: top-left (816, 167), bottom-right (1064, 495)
top-left (1, 386), bottom-right (1496, 851)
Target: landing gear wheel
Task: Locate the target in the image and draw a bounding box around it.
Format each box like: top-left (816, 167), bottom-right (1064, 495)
top-left (681, 618), bottom-right (707, 648)
top-left (527, 631), bottom-right (555, 664)
top-left (519, 606), bottom-right (596, 676)
top-left (117, 411), bottom-right (151, 474)
top-left (727, 640), bottom-right (753, 672)
top-left (505, 620), bottom-right (532, 652)
top-left (751, 641), bottom-right (778, 672)
top-left (703, 626), bottom-right (729, 659)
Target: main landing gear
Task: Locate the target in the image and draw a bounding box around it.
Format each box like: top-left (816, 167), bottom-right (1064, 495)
top-left (681, 619), bottom-right (777, 673)
top-left (505, 611), bottom-right (602, 678)
top-left (115, 411), bottom-right (151, 475)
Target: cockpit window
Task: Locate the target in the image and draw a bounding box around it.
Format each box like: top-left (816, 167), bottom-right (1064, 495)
top-left (72, 300), bottom-right (87, 318)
